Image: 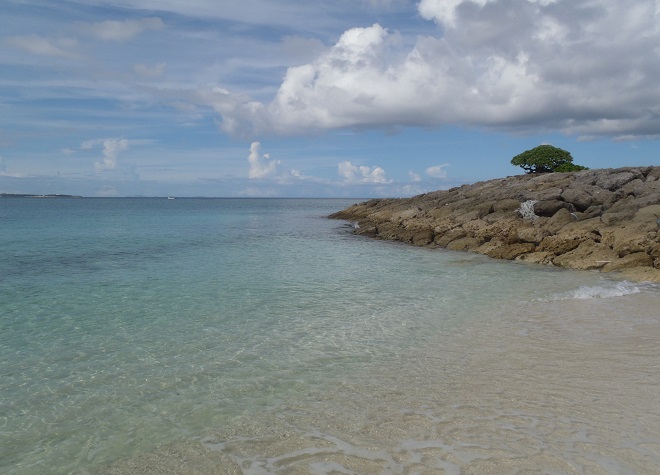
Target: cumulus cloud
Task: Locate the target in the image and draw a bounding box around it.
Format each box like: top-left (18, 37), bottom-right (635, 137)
top-left (207, 0), bottom-right (660, 140)
top-left (78, 17), bottom-right (164, 41)
top-left (419, 0), bottom-right (559, 27)
top-left (338, 161), bottom-right (390, 183)
top-left (426, 163), bottom-right (450, 178)
top-left (81, 138), bottom-right (130, 171)
top-left (418, 0), bottom-right (496, 27)
top-left (247, 142), bottom-right (281, 179)
top-left (408, 170), bottom-right (422, 182)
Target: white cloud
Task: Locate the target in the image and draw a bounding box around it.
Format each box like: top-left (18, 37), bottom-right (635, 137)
top-left (6, 35), bottom-right (79, 58)
top-left (419, 0), bottom-right (559, 27)
top-left (426, 163), bottom-right (450, 179)
top-left (205, 1), bottom-right (660, 140)
top-left (247, 142), bottom-right (281, 179)
top-left (408, 170), bottom-right (421, 182)
top-left (338, 161), bottom-right (390, 183)
top-left (78, 17), bottom-right (164, 41)
top-left (81, 138), bottom-right (130, 171)
top-left (418, 0), bottom-right (489, 27)
top-left (133, 62), bottom-right (166, 78)
top-left (399, 183), bottom-right (426, 196)
top-left (0, 155), bottom-right (15, 178)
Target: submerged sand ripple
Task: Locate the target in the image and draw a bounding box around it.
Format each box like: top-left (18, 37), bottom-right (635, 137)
top-left (99, 293), bottom-right (660, 474)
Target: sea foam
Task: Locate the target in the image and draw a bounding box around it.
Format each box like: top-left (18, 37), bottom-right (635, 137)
top-left (541, 281), bottom-right (654, 301)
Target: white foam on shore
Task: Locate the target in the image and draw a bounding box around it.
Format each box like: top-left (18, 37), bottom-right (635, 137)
top-left (540, 281), bottom-right (655, 301)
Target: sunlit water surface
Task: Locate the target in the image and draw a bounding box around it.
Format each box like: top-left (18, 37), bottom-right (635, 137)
top-left (1, 198), bottom-right (658, 474)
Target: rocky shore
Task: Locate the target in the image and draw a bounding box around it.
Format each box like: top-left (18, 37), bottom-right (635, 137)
top-left (330, 166), bottom-right (660, 282)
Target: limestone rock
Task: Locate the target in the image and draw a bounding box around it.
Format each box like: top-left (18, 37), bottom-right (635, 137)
top-left (602, 252), bottom-right (653, 272)
top-left (515, 251), bottom-right (555, 265)
top-left (551, 241), bottom-right (619, 270)
top-left (533, 200), bottom-right (573, 217)
top-left (329, 166), bottom-right (660, 282)
top-left (596, 171), bottom-right (640, 191)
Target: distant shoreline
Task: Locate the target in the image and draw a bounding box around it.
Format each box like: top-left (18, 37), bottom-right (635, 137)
top-left (0, 193), bottom-right (83, 198)
top-left (0, 194), bottom-right (361, 199)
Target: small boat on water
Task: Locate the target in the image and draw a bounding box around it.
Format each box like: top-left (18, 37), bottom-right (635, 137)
top-left (167, 196), bottom-right (176, 200)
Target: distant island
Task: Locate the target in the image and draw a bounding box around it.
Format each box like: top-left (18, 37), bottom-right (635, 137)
top-left (331, 166), bottom-right (660, 283)
top-left (0, 193), bottom-right (83, 198)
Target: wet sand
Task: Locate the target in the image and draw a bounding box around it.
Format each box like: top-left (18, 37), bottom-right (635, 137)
top-left (99, 291), bottom-right (660, 474)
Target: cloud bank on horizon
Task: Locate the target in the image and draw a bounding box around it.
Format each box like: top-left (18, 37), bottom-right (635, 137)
top-left (1, 0), bottom-right (658, 197)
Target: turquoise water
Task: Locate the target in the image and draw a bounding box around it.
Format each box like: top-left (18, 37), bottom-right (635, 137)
top-left (1, 198), bottom-right (659, 474)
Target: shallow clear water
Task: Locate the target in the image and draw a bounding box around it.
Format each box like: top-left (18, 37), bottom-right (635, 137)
top-left (1, 198), bottom-right (659, 474)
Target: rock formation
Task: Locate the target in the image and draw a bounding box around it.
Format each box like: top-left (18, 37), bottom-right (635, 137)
top-left (330, 167), bottom-right (660, 282)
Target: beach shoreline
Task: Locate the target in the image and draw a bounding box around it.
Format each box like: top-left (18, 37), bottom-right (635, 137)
top-left (98, 286), bottom-right (660, 474)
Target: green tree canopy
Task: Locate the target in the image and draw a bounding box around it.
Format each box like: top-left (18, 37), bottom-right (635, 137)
top-left (511, 145), bottom-right (588, 174)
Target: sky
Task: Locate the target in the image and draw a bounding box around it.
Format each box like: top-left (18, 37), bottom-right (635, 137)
top-left (1, 0), bottom-right (658, 197)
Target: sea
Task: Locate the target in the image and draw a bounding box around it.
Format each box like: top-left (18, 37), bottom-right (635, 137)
top-left (1, 197), bottom-right (659, 474)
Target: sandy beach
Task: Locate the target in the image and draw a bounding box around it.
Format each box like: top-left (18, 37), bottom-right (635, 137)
top-left (101, 285), bottom-right (660, 474)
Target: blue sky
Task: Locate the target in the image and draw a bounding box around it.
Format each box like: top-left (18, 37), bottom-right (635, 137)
top-left (1, 0), bottom-right (658, 197)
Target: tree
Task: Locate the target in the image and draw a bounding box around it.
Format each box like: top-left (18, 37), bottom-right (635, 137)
top-left (510, 145), bottom-right (588, 174)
